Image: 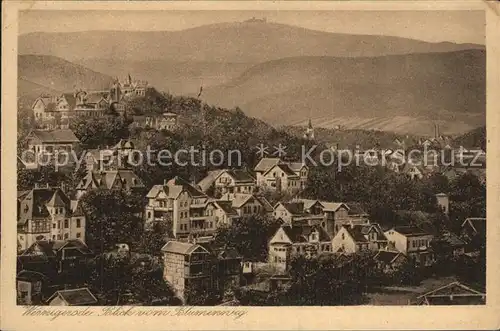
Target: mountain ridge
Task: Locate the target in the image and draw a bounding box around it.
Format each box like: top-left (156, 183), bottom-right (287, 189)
top-left (202, 49), bottom-right (485, 136)
top-left (19, 21), bottom-right (485, 64)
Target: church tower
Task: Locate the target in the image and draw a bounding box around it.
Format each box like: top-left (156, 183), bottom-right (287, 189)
top-left (304, 118), bottom-right (315, 140)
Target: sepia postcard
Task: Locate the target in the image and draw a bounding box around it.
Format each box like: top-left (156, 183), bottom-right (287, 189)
top-left (1, 1), bottom-right (500, 330)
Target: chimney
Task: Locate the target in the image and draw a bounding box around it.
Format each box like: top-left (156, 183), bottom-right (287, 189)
top-left (34, 183), bottom-right (39, 189)
top-left (46, 183), bottom-right (50, 188)
top-left (163, 179), bottom-right (168, 185)
top-left (60, 182), bottom-right (66, 193)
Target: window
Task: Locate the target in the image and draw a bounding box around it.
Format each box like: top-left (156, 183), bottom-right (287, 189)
top-left (76, 219), bottom-right (81, 228)
top-left (57, 221), bottom-right (61, 229)
top-left (57, 235), bottom-right (61, 240)
top-left (76, 232), bottom-right (81, 238)
top-left (52, 235), bottom-right (56, 240)
top-left (64, 233), bottom-right (69, 239)
top-left (341, 233), bottom-right (345, 240)
top-left (64, 220), bottom-right (69, 228)
top-left (53, 223), bottom-right (56, 229)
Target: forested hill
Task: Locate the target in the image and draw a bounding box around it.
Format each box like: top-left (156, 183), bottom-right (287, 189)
top-left (452, 126), bottom-right (486, 150)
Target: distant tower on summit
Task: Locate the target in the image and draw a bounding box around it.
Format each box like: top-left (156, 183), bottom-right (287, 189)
top-left (304, 118), bottom-right (315, 140)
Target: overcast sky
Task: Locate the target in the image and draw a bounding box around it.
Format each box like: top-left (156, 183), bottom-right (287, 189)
top-left (19, 10), bottom-right (485, 44)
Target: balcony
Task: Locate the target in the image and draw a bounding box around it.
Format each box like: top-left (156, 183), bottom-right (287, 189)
top-left (190, 215), bottom-right (209, 221)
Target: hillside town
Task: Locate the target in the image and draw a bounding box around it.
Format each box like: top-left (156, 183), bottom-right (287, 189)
top-left (16, 76), bottom-right (487, 307)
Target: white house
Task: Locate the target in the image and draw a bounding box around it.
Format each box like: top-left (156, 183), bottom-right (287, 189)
top-left (384, 226), bottom-right (434, 266)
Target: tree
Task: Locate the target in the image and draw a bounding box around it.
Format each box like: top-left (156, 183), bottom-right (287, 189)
top-left (70, 115), bottom-right (130, 149)
top-left (280, 253), bottom-right (371, 306)
top-left (136, 221), bottom-right (171, 255)
top-left (213, 215), bottom-right (281, 262)
top-left (80, 189), bottom-right (143, 252)
top-left (88, 254), bottom-right (180, 305)
top-left (17, 165), bottom-right (75, 191)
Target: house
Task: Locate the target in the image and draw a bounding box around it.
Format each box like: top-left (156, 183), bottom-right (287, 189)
top-left (416, 281), bottom-right (485, 305)
top-left (17, 186), bottom-right (86, 250)
top-left (321, 202), bottom-right (362, 235)
top-left (219, 193), bottom-right (273, 218)
top-left (213, 246), bottom-right (243, 295)
top-left (198, 169), bottom-right (256, 195)
top-left (75, 169), bottom-right (145, 199)
top-left (437, 232), bottom-right (466, 257)
top-left (384, 226), bottom-right (434, 266)
top-left (196, 170), bottom-right (224, 194)
top-left (144, 177), bottom-right (209, 238)
top-left (160, 241), bottom-right (212, 303)
top-left (25, 129), bottom-right (80, 155)
top-left (401, 163), bottom-right (426, 180)
top-left (19, 239), bottom-right (93, 284)
top-left (291, 199), bottom-right (368, 235)
top-left (204, 200), bottom-right (239, 228)
top-left (260, 163), bottom-right (301, 192)
top-left (83, 148), bottom-right (115, 171)
top-left (112, 139), bottom-right (137, 164)
top-left (16, 270), bottom-right (47, 305)
top-left (373, 250), bottom-right (407, 273)
top-left (273, 201), bottom-right (324, 227)
top-left (254, 158), bottom-right (307, 192)
top-left (460, 217), bottom-right (486, 251)
top-left (268, 224), bottom-right (332, 271)
top-left (161, 241), bottom-right (242, 304)
top-left (130, 112), bottom-right (178, 131)
top-left (331, 223), bottom-right (388, 254)
top-left (47, 288), bottom-right (98, 306)
top-left (287, 162), bottom-right (309, 189)
top-left (72, 90), bottom-right (110, 118)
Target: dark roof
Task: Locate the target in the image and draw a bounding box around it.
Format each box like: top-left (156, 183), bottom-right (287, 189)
top-left (280, 202), bottom-right (305, 215)
top-left (417, 281), bottom-right (485, 305)
top-left (224, 169), bottom-right (255, 183)
top-left (281, 224), bottom-right (331, 243)
top-left (29, 129), bottom-right (80, 143)
top-left (275, 164), bottom-right (298, 177)
top-left (23, 239), bottom-right (92, 257)
top-left (441, 232), bottom-right (466, 247)
top-left (343, 225), bottom-right (368, 243)
top-left (214, 200), bottom-right (238, 216)
top-left (196, 170), bottom-right (223, 193)
top-left (18, 188), bottom-right (71, 224)
top-left (345, 202), bottom-right (368, 216)
top-left (49, 288), bottom-right (98, 306)
top-left (392, 225), bottom-right (431, 237)
top-left (216, 247), bottom-right (242, 260)
top-left (461, 218), bottom-right (486, 236)
top-left (254, 158), bottom-right (281, 172)
top-left (16, 270), bottom-right (48, 282)
top-left (78, 170), bottom-right (145, 191)
top-left (60, 93), bottom-right (77, 109)
top-left (161, 241), bottom-right (209, 255)
top-left (374, 250), bottom-right (403, 264)
top-left (287, 162), bottom-right (306, 172)
top-left (113, 139), bottom-right (135, 150)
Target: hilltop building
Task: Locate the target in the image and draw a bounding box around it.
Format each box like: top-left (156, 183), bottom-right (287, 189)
top-left (32, 73), bottom-right (158, 129)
